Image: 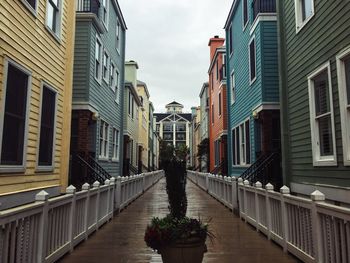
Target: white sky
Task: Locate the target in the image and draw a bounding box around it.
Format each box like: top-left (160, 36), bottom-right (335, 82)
top-left (118, 0), bottom-right (233, 113)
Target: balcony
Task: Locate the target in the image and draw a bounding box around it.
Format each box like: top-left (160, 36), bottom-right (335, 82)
top-left (76, 0), bottom-right (100, 16)
top-left (252, 0), bottom-right (276, 21)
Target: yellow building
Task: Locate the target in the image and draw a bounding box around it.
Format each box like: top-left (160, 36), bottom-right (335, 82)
top-left (137, 80), bottom-right (150, 172)
top-left (0, 0), bottom-right (76, 209)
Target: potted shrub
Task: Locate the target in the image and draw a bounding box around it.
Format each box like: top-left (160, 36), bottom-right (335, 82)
top-left (144, 142), bottom-right (212, 263)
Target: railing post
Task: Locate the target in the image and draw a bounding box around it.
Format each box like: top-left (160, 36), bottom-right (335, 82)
top-left (237, 178), bottom-right (243, 219)
top-left (82, 183), bottom-right (90, 240)
top-left (265, 183), bottom-right (274, 240)
top-left (35, 190), bottom-right (49, 262)
top-left (255, 181), bottom-right (262, 232)
top-left (280, 185), bottom-right (290, 253)
top-left (93, 181), bottom-right (100, 230)
top-left (243, 180), bottom-right (249, 222)
top-left (104, 179), bottom-right (111, 220)
top-left (110, 177), bottom-right (116, 219)
top-left (66, 185), bottom-right (77, 252)
top-left (205, 173), bottom-right (209, 192)
top-left (142, 173), bottom-right (146, 192)
top-left (232, 176), bottom-right (237, 211)
top-left (311, 190), bottom-right (325, 263)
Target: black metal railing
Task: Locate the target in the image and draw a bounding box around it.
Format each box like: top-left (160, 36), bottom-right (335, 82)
top-left (240, 152), bottom-right (282, 188)
top-left (130, 163), bottom-right (138, 175)
top-left (252, 0), bottom-right (276, 21)
top-left (211, 159), bottom-right (228, 176)
top-left (76, 0), bottom-right (100, 17)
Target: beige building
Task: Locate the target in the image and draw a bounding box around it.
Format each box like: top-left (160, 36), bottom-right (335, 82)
top-left (0, 0), bottom-right (76, 209)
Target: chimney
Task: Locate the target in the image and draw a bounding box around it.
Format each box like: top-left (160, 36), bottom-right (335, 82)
top-left (208, 36), bottom-right (225, 61)
top-left (125, 60), bottom-right (139, 88)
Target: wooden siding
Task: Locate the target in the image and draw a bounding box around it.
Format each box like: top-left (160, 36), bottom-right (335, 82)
top-left (280, 1), bottom-right (350, 186)
top-left (0, 0), bottom-right (75, 194)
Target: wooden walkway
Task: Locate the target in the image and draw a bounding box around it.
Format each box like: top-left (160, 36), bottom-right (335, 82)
top-left (58, 179), bottom-right (300, 263)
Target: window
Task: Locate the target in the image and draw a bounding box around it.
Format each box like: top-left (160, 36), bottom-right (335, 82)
top-left (218, 92), bottom-right (222, 116)
top-left (132, 97), bottom-right (135, 119)
top-left (46, 0), bottom-right (61, 37)
top-left (249, 37), bottom-right (256, 83)
top-left (214, 140), bottom-right (220, 167)
top-left (336, 47), bottom-right (350, 165)
top-left (211, 104), bottom-right (214, 124)
top-left (222, 54), bottom-right (227, 79)
top-left (116, 20), bottom-right (121, 51)
top-left (115, 69), bottom-right (120, 103)
top-left (21, 0), bottom-right (37, 14)
top-left (128, 91), bottom-right (131, 115)
top-left (231, 71), bottom-right (236, 104)
top-left (103, 51), bottom-right (109, 83)
top-left (232, 119), bottom-right (250, 166)
top-left (211, 73), bottom-right (214, 90)
top-left (216, 60), bottom-right (219, 80)
top-left (102, 0), bottom-right (108, 27)
top-left (243, 0), bottom-right (248, 28)
top-left (112, 128), bottom-right (119, 161)
top-left (38, 85), bottom-right (56, 168)
top-left (308, 63), bottom-right (336, 166)
top-left (295, 0), bottom-right (314, 32)
top-left (110, 63), bottom-right (115, 90)
top-left (95, 37), bottom-right (102, 81)
top-left (229, 26), bottom-right (233, 55)
top-left (0, 62), bottom-right (30, 168)
top-left (99, 120), bottom-right (109, 159)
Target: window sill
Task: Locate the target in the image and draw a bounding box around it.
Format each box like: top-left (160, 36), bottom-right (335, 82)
top-left (98, 157), bottom-right (109, 162)
top-left (45, 26), bottom-right (61, 45)
top-left (103, 78), bottom-right (109, 86)
top-left (36, 166), bottom-right (54, 173)
top-left (94, 76), bottom-right (102, 85)
top-left (313, 158), bottom-right (337, 167)
top-left (111, 158), bottom-right (119, 163)
top-left (250, 77), bottom-right (257, 86)
top-left (232, 164), bottom-right (251, 168)
top-left (0, 166), bottom-right (25, 174)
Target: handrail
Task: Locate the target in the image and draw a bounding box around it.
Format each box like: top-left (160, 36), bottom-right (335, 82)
top-left (210, 159), bottom-right (227, 175)
top-left (86, 154), bottom-right (111, 181)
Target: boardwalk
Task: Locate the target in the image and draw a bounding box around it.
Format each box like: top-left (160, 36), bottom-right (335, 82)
top-left (59, 179), bottom-right (299, 263)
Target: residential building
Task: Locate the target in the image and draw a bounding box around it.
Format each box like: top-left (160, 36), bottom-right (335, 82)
top-left (137, 80), bottom-right (150, 172)
top-left (154, 102), bottom-right (192, 165)
top-left (70, 0), bottom-right (127, 187)
top-left (191, 107), bottom-right (201, 170)
top-left (208, 36), bottom-right (228, 175)
top-left (123, 61), bottom-right (142, 175)
top-left (199, 82), bottom-right (210, 172)
top-left (278, 0), bottom-right (350, 203)
top-left (224, 0), bottom-right (281, 185)
top-left (152, 114), bottom-right (160, 170)
top-left (149, 102), bottom-right (159, 171)
top-left (0, 0), bottom-right (76, 209)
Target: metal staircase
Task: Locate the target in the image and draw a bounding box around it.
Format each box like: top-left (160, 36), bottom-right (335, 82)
top-left (210, 159), bottom-right (228, 176)
top-left (239, 152), bottom-right (282, 188)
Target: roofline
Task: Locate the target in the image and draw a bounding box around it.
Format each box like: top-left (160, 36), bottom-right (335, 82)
top-left (137, 80), bottom-right (150, 98)
top-left (112, 0), bottom-right (127, 30)
top-left (166, 103), bottom-right (184, 107)
top-left (149, 101), bottom-right (154, 111)
top-left (199, 82), bottom-right (209, 98)
top-left (224, 0), bottom-right (238, 30)
top-left (125, 82), bottom-right (142, 106)
top-left (208, 47), bottom-right (226, 74)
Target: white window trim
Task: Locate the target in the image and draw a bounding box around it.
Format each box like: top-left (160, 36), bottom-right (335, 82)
top-left (242, 0), bottom-right (249, 31)
top-left (111, 127), bottom-right (120, 162)
top-left (99, 119), bottom-right (110, 160)
top-left (230, 69), bottom-right (236, 105)
top-left (249, 36), bottom-right (257, 85)
top-left (115, 68), bottom-right (120, 104)
top-left (308, 62), bottom-right (337, 166)
top-left (94, 35), bottom-right (103, 84)
top-left (45, 0), bottom-right (63, 42)
top-left (116, 20), bottom-right (121, 53)
top-left (229, 25), bottom-right (233, 58)
top-left (101, 0), bottom-right (109, 30)
top-left (218, 91), bottom-right (222, 117)
top-left (20, 0), bottom-right (38, 17)
top-left (336, 46), bottom-right (350, 166)
top-left (294, 0), bottom-right (315, 34)
top-left (232, 117), bottom-right (251, 167)
top-left (102, 49), bottom-right (110, 85)
top-left (36, 82), bottom-right (57, 172)
top-left (250, 14), bottom-right (277, 36)
top-left (109, 61), bottom-right (115, 92)
top-left (0, 58), bottom-right (32, 174)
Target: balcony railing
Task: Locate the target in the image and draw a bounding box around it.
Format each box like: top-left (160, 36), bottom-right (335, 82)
top-left (76, 0), bottom-right (100, 17)
top-left (252, 0), bottom-right (276, 21)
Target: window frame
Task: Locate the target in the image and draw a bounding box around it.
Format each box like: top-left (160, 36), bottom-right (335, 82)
top-left (94, 35), bottom-right (103, 83)
top-left (20, 0), bottom-right (38, 16)
top-left (0, 58), bottom-right (32, 173)
top-left (111, 127), bottom-right (120, 162)
top-left (249, 36), bottom-right (257, 84)
top-left (231, 118), bottom-right (251, 167)
top-left (45, 0), bottom-right (62, 40)
top-left (294, 0), bottom-right (315, 33)
top-left (242, 0), bottom-right (248, 30)
top-left (116, 20), bottom-right (121, 53)
top-left (36, 82), bottom-right (57, 172)
top-left (336, 46), bottom-right (350, 166)
top-left (109, 62), bottom-right (115, 91)
top-left (307, 62), bottom-right (337, 166)
top-left (101, 0), bottom-right (109, 30)
top-left (115, 68), bottom-right (120, 104)
top-left (102, 49), bottom-right (110, 84)
top-left (218, 91), bottom-right (222, 117)
top-left (99, 119), bottom-right (110, 160)
top-left (230, 69), bottom-right (236, 104)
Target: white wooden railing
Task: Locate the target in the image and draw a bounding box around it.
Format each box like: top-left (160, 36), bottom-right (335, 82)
top-left (187, 170), bottom-right (350, 263)
top-left (0, 171), bottom-right (164, 263)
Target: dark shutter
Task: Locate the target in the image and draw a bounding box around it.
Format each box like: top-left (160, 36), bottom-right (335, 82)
top-left (245, 120), bottom-right (250, 164)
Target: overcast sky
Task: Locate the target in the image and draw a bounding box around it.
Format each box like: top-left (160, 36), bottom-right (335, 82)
top-left (118, 0), bottom-right (233, 113)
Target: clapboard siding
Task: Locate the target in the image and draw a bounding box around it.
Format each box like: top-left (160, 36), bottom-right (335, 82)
top-left (280, 0), bottom-right (350, 186)
top-left (0, 0), bottom-right (75, 195)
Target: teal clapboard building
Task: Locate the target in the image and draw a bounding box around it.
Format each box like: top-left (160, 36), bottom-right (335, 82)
top-left (224, 0), bottom-right (281, 184)
top-left (70, 0), bottom-right (127, 185)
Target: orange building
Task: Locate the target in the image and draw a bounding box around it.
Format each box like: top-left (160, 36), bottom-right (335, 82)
top-left (208, 36), bottom-right (228, 175)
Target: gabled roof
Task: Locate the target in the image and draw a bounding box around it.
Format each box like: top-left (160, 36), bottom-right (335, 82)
top-left (154, 113), bottom-right (192, 123)
top-left (137, 80), bottom-right (150, 98)
top-left (224, 0), bottom-right (238, 30)
top-left (112, 0), bottom-right (128, 30)
top-left (125, 82), bottom-right (142, 106)
top-left (166, 101), bottom-right (183, 106)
